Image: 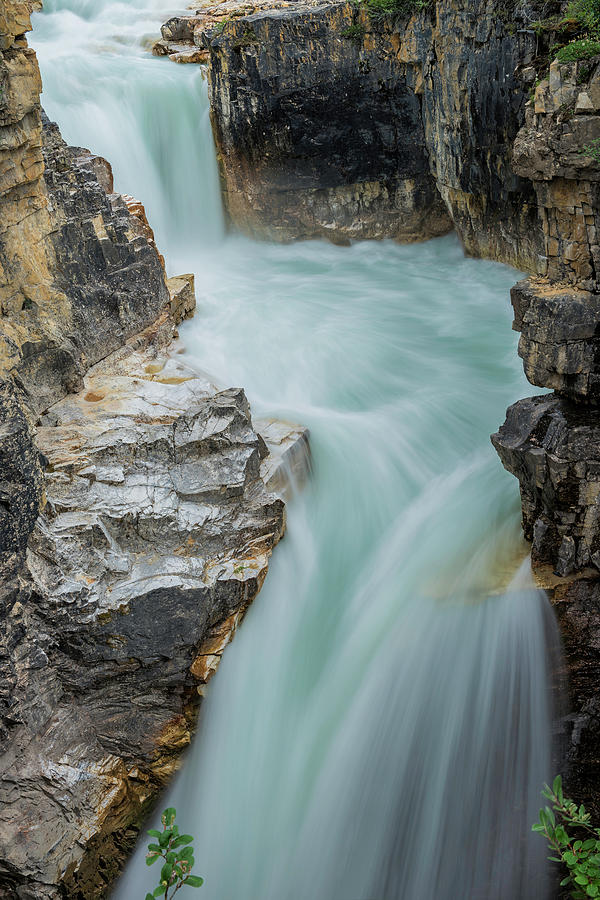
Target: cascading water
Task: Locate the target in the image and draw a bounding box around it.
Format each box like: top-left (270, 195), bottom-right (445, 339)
top-left (33, 4), bottom-right (562, 898)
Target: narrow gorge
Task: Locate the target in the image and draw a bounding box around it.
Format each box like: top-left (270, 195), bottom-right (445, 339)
top-left (1, 0), bottom-right (600, 898)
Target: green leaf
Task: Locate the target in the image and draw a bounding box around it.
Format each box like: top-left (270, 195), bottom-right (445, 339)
top-left (158, 831), bottom-right (170, 848)
top-left (160, 863), bottom-right (173, 883)
top-left (172, 835), bottom-right (194, 848)
top-left (587, 885), bottom-right (599, 897)
top-left (166, 852), bottom-right (176, 865)
top-left (186, 875), bottom-right (204, 887)
top-left (576, 874), bottom-right (589, 885)
top-left (145, 894), bottom-right (155, 900)
top-left (553, 775), bottom-right (562, 796)
top-left (148, 843), bottom-right (161, 852)
top-left (153, 887), bottom-right (166, 898)
top-left (148, 829), bottom-right (162, 838)
top-left (146, 853), bottom-right (160, 866)
top-left (163, 807), bottom-right (177, 826)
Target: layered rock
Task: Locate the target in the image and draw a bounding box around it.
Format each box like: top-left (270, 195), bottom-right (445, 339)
top-left (205, 0), bottom-right (452, 243)
top-left (513, 57), bottom-right (600, 290)
top-left (158, 0), bottom-right (544, 263)
top-left (492, 35), bottom-right (600, 818)
top-left (1, 5), bottom-right (169, 418)
top-left (0, 325), bottom-right (291, 898)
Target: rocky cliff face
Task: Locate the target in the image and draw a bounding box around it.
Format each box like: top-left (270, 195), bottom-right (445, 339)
top-left (491, 47), bottom-right (600, 816)
top-left (166, 0), bottom-right (544, 266)
top-left (0, 4), bottom-right (307, 897)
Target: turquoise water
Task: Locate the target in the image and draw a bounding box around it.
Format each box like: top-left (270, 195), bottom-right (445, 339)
top-left (33, 4), bottom-right (559, 898)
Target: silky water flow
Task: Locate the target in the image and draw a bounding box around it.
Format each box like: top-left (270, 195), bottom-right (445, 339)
top-left (32, 4), bottom-right (563, 897)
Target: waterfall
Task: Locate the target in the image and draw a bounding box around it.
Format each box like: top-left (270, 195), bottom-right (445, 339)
top-left (32, 3), bottom-right (562, 898)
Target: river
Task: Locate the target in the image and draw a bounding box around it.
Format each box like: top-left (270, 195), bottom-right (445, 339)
top-left (32, 3), bottom-right (560, 897)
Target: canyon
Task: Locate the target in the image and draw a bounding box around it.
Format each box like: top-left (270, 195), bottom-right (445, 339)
top-left (1, 0), bottom-right (600, 896)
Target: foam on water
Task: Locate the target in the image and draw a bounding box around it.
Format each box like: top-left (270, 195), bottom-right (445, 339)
top-left (32, 5), bottom-right (561, 897)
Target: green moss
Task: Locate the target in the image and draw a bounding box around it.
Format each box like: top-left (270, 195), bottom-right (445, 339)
top-left (233, 26), bottom-right (259, 48)
top-left (555, 37), bottom-right (600, 59)
top-left (341, 22), bottom-right (366, 41)
top-left (213, 16), bottom-right (232, 35)
top-left (359, 0), bottom-right (432, 22)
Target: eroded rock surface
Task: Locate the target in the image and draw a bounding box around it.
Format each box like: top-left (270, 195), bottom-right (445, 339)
top-left (0, 328), bottom-right (288, 899)
top-left (158, 0), bottom-right (544, 264)
top-left (491, 26), bottom-right (600, 820)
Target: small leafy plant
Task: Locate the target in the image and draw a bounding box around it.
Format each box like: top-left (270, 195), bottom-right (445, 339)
top-left (533, 775), bottom-right (600, 899)
top-left (145, 808), bottom-right (204, 899)
top-left (580, 138), bottom-right (600, 163)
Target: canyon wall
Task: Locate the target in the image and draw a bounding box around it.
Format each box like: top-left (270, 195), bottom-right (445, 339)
top-left (0, 4), bottom-right (303, 897)
top-left (492, 51), bottom-right (600, 816)
top-left (193, 0), bottom-right (544, 267)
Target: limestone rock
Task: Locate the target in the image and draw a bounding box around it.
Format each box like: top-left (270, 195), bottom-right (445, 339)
top-left (511, 278), bottom-right (600, 401)
top-left (204, 0), bottom-right (453, 244)
top-left (546, 576), bottom-right (600, 820)
top-left (167, 273), bottom-right (196, 323)
top-left (0, 10), bottom-right (301, 898)
top-left (0, 336), bottom-right (289, 898)
top-left (179, 0), bottom-right (544, 264)
top-left (492, 394), bottom-right (600, 577)
top-left (512, 58), bottom-right (600, 291)
top-left (257, 417), bottom-right (311, 499)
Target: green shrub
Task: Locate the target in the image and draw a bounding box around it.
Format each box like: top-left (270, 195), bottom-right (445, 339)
top-left (145, 808), bottom-right (204, 899)
top-left (533, 775), bottom-right (600, 899)
top-left (556, 37), bottom-right (600, 60)
top-left (565, 0), bottom-right (600, 38)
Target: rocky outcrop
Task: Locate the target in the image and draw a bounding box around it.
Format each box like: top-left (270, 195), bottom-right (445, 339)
top-left (0, 322), bottom-right (292, 899)
top-left (0, 5), bottom-right (308, 897)
top-left (157, 0), bottom-right (544, 264)
top-left (205, 0), bottom-right (453, 244)
top-left (492, 37), bottom-right (600, 817)
top-left (513, 57), bottom-right (600, 290)
top-left (1, 5), bottom-right (169, 418)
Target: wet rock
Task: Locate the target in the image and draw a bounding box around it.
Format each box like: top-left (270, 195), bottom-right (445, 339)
top-left (510, 278), bottom-right (600, 402)
top-left (191, 0), bottom-right (543, 264)
top-left (257, 418), bottom-right (311, 499)
top-left (0, 335), bottom-right (289, 898)
top-left (492, 394), bottom-right (600, 576)
top-left (0, 9), bottom-right (303, 897)
top-left (205, 1), bottom-right (453, 244)
top-left (548, 576), bottom-right (600, 821)
top-left (167, 273), bottom-right (196, 323)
